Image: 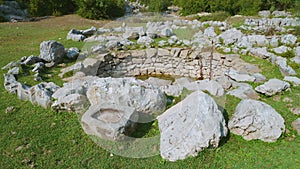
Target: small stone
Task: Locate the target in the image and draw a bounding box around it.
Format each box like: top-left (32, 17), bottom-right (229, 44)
top-left (6, 106), bottom-right (15, 113)
top-left (289, 108), bottom-right (300, 115)
top-left (292, 118), bottom-right (300, 135)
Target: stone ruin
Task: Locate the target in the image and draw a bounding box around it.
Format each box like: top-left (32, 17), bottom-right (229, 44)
top-left (3, 11), bottom-right (300, 161)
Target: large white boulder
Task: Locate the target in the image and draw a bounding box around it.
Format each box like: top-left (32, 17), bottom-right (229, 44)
top-left (158, 91), bottom-right (228, 161)
top-left (229, 99), bottom-right (285, 142)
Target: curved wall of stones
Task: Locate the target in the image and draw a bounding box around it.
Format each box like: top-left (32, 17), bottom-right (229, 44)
top-left (95, 48), bottom-right (232, 79)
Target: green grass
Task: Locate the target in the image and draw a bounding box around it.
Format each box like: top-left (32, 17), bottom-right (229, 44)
top-left (0, 15), bottom-right (300, 168)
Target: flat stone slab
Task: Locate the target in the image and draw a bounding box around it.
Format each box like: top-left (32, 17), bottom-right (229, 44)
top-left (81, 104), bottom-right (139, 141)
top-left (255, 78), bottom-right (290, 96)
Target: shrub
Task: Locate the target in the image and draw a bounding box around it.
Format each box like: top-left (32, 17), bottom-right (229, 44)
top-left (140, 0), bottom-right (172, 12)
top-left (75, 0), bottom-right (125, 19)
top-left (27, 0), bottom-right (77, 17)
top-left (198, 11), bottom-right (230, 22)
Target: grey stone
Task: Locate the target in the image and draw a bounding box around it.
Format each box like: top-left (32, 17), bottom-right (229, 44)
top-left (290, 108), bottom-right (300, 115)
top-left (82, 26), bottom-right (97, 36)
top-left (259, 10), bottom-right (271, 18)
top-left (223, 48), bottom-right (231, 53)
top-left (23, 55), bottom-right (45, 65)
top-left (145, 77), bottom-right (172, 88)
top-left (91, 44), bottom-right (108, 54)
top-left (270, 37), bottom-right (279, 47)
top-left (52, 93), bottom-right (89, 112)
top-left (159, 84), bottom-right (184, 97)
top-left (273, 46), bottom-right (290, 54)
top-left (247, 35), bottom-right (269, 47)
top-left (249, 47), bottom-right (271, 59)
top-left (40, 40), bottom-right (65, 63)
top-left (66, 47), bottom-right (80, 59)
top-left (204, 27), bottom-right (217, 38)
top-left (218, 28), bottom-right (243, 45)
top-left (81, 104), bottom-right (139, 141)
top-left (7, 67), bottom-right (20, 75)
top-left (160, 28), bottom-right (174, 37)
top-left (225, 69), bottom-right (256, 82)
top-left (4, 74), bottom-right (18, 94)
top-left (158, 91), bottom-right (228, 161)
top-left (229, 99), bottom-right (285, 142)
top-left (253, 73), bottom-right (267, 83)
top-left (86, 77), bottom-right (167, 117)
top-left (81, 58), bottom-right (101, 76)
top-left (32, 62), bottom-right (45, 73)
top-left (255, 79), bottom-right (290, 96)
top-left (284, 76), bottom-right (300, 86)
top-left (183, 79), bottom-right (225, 96)
top-left (227, 82), bottom-right (259, 100)
top-left (59, 62), bottom-right (83, 78)
top-left (67, 29), bottom-right (86, 41)
top-left (137, 36), bottom-right (154, 46)
top-left (281, 34), bottom-right (297, 46)
top-left (275, 57), bottom-right (296, 76)
top-left (123, 26), bottom-right (145, 40)
top-left (2, 61), bottom-right (21, 70)
top-left (28, 83), bottom-right (53, 108)
top-left (17, 83), bottom-right (30, 100)
top-left (292, 118), bottom-right (300, 135)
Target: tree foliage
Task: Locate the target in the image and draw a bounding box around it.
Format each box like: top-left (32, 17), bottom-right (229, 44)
top-left (75, 0), bottom-right (125, 19)
top-left (173, 0), bottom-right (297, 16)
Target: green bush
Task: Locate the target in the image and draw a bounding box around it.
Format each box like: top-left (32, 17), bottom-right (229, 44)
top-left (26, 0), bottom-right (77, 17)
top-left (174, 0), bottom-right (297, 16)
top-left (198, 11), bottom-right (230, 22)
top-left (140, 0), bottom-right (172, 12)
top-left (75, 0), bottom-right (125, 19)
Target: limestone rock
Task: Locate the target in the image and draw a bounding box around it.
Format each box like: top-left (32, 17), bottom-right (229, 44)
top-left (4, 74), bottom-right (18, 94)
top-left (228, 99), bottom-right (285, 142)
top-left (28, 83), bottom-right (53, 108)
top-left (281, 34), bottom-right (297, 46)
top-left (275, 57), bottom-right (296, 76)
top-left (23, 55), bottom-right (46, 65)
top-left (183, 79), bottom-right (225, 97)
top-left (66, 47), bottom-right (80, 59)
top-left (81, 104), bottom-right (139, 141)
top-left (137, 36), bottom-right (154, 46)
top-left (284, 76), bottom-right (300, 86)
top-left (158, 91), bottom-right (228, 161)
top-left (52, 94), bottom-right (89, 112)
top-left (292, 118), bottom-right (300, 135)
top-left (255, 79), bottom-right (290, 96)
top-left (40, 40), bottom-right (65, 63)
top-left (86, 77), bottom-right (167, 117)
top-left (225, 69), bottom-right (256, 82)
top-left (218, 28), bottom-right (243, 45)
top-left (145, 77), bottom-right (172, 88)
top-left (228, 82), bottom-right (259, 100)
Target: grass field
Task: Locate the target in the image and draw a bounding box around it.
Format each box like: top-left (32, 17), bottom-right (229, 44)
top-left (0, 15), bottom-right (299, 168)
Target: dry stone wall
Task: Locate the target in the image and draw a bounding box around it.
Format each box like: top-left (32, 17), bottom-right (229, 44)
top-left (96, 48), bottom-right (232, 79)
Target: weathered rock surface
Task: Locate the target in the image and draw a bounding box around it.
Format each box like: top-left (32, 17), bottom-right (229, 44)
top-left (158, 91), bottom-right (228, 161)
top-left (284, 76), bottom-right (300, 86)
top-left (228, 82), bottom-right (259, 100)
top-left (81, 104), bottom-right (139, 141)
top-left (4, 74), bottom-right (18, 94)
top-left (52, 93), bottom-right (89, 112)
top-left (145, 77), bottom-right (172, 87)
top-left (86, 77), bottom-right (167, 117)
top-left (218, 28), bottom-right (243, 45)
top-left (228, 99), bottom-right (285, 142)
top-left (255, 79), bottom-right (290, 96)
top-left (292, 118), bottom-right (300, 135)
top-left (40, 40), bottom-right (65, 63)
top-left (225, 69), bottom-right (256, 82)
top-left (137, 36), bottom-right (154, 46)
